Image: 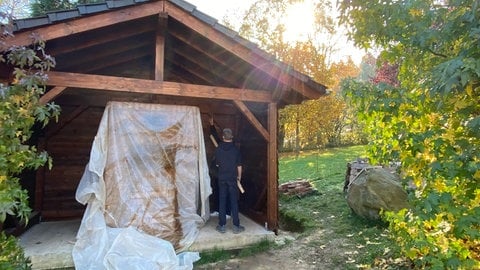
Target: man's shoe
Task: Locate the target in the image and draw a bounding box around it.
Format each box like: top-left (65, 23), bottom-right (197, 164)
top-left (216, 225), bottom-right (226, 233)
top-left (232, 225), bottom-right (245, 234)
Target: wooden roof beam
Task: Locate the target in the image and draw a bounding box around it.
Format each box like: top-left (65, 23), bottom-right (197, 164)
top-left (3, 0), bottom-right (166, 48)
top-left (45, 71), bottom-right (273, 103)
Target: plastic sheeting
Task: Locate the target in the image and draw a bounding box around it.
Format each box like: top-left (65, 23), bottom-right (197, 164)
top-left (104, 227), bottom-right (200, 270)
top-left (72, 102), bottom-right (212, 270)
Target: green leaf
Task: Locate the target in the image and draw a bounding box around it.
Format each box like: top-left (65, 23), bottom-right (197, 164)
top-left (466, 116), bottom-right (480, 136)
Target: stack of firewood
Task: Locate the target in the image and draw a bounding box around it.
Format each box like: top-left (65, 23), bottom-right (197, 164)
top-left (343, 158), bottom-right (382, 193)
top-left (279, 179), bottom-right (316, 197)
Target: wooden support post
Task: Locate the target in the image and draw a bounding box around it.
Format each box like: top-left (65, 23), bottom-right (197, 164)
top-left (267, 102), bottom-right (278, 232)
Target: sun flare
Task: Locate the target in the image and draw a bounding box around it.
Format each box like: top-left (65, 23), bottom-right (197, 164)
top-left (282, 1), bottom-right (316, 43)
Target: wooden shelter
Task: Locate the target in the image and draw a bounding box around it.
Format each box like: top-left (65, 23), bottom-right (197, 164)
top-left (1, 0), bottom-right (326, 233)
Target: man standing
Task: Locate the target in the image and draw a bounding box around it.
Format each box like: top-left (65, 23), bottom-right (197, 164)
top-left (213, 127), bottom-right (245, 234)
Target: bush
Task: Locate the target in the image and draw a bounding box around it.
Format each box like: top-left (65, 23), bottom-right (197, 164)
top-left (0, 232), bottom-right (31, 270)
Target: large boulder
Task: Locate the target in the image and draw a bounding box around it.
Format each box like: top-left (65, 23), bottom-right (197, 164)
top-left (346, 167), bottom-right (409, 220)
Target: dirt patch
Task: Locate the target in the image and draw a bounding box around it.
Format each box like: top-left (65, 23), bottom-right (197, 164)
top-left (194, 228), bottom-right (359, 270)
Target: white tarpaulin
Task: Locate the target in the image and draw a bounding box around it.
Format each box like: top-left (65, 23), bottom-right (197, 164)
top-left (72, 102), bottom-right (212, 269)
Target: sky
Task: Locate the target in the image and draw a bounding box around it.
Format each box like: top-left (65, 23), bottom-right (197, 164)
top-left (186, 0), bottom-right (365, 65)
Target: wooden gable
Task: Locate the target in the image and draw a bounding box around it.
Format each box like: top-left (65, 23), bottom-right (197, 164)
top-left (1, 0), bottom-right (327, 232)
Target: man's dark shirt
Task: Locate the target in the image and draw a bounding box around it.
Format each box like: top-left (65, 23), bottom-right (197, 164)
top-left (214, 141), bottom-right (241, 182)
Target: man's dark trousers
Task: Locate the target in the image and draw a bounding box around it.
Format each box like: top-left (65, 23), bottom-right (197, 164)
top-left (218, 180), bottom-right (239, 226)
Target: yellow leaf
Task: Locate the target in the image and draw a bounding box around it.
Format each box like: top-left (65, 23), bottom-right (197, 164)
top-left (408, 9), bottom-right (423, 17)
top-left (472, 189), bottom-right (480, 208)
top-left (465, 84), bottom-right (473, 97)
top-left (432, 179), bottom-right (447, 192)
top-left (454, 99), bottom-right (469, 110)
top-left (474, 170), bottom-right (480, 180)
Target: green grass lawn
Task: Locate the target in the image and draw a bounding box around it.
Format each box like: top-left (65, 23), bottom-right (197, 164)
top-left (279, 145), bottom-right (367, 184)
top-left (278, 145), bottom-right (406, 269)
top-left (278, 145), bottom-right (370, 233)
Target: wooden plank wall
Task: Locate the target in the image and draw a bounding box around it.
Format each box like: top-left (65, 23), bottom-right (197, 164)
top-left (40, 106), bottom-right (103, 220)
top-left (238, 116), bottom-right (268, 224)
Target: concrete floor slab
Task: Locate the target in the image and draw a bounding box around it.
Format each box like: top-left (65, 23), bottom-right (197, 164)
top-left (18, 219), bottom-right (78, 269)
top-left (18, 214), bottom-right (274, 269)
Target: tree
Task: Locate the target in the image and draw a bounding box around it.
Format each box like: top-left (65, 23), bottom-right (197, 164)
top-left (356, 53), bottom-right (376, 82)
top-left (0, 35), bottom-right (60, 224)
top-left (0, 0), bottom-right (31, 19)
top-left (302, 94), bottom-right (347, 147)
top-left (236, 0), bottom-right (360, 152)
top-left (0, 10), bottom-right (60, 268)
top-left (371, 61), bottom-right (399, 87)
top-left (30, 0), bottom-right (103, 17)
top-left (329, 57), bottom-right (360, 91)
top-left (30, 0), bottom-right (74, 17)
top-left (339, 0), bottom-right (480, 268)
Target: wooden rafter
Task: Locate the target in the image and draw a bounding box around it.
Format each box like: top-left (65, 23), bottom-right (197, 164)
top-left (168, 27), bottom-right (250, 87)
top-left (77, 48), bottom-right (152, 74)
top-left (164, 58), bottom-right (209, 85)
top-left (169, 52), bottom-right (231, 86)
top-left (45, 71), bottom-right (273, 102)
top-left (57, 34), bottom-right (152, 70)
top-left (46, 18), bottom-right (157, 56)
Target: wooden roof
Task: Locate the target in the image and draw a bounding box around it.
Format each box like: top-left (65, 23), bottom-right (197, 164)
top-left (3, 0), bottom-right (327, 107)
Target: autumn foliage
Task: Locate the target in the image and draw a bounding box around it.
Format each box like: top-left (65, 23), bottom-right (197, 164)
top-left (236, 0), bottom-right (361, 151)
top-left (340, 0), bottom-right (480, 268)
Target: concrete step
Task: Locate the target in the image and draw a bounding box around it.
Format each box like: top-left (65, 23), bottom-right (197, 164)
top-left (18, 214), bottom-right (274, 269)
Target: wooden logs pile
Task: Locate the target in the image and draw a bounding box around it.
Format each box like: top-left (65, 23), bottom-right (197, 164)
top-left (279, 179), bottom-right (316, 197)
top-left (344, 158), bottom-right (377, 193)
